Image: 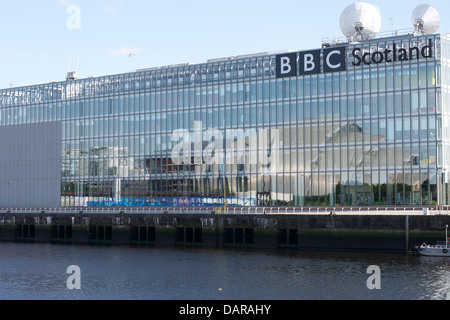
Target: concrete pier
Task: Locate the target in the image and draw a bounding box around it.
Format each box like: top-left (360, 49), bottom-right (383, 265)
top-left (1, 208), bottom-right (449, 253)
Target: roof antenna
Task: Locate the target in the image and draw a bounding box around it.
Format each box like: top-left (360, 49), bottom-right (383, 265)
top-left (389, 18), bottom-right (394, 35)
top-left (75, 56), bottom-right (79, 74)
top-left (66, 56), bottom-right (79, 81)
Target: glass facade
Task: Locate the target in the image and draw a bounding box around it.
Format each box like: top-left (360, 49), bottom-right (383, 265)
top-left (0, 33), bottom-right (449, 208)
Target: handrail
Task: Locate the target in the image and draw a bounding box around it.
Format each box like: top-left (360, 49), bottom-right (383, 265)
top-left (0, 206), bottom-right (447, 216)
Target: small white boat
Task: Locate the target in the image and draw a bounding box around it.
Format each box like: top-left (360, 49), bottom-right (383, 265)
top-left (415, 225), bottom-right (450, 257)
top-left (415, 242), bottom-right (450, 257)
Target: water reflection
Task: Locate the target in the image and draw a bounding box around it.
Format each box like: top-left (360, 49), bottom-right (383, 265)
top-left (414, 257), bottom-right (450, 300)
top-left (0, 243), bottom-right (448, 300)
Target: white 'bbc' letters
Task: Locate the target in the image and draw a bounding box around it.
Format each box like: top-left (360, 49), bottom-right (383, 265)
top-left (303, 53), bottom-right (316, 72)
top-left (276, 46), bottom-right (346, 78)
top-left (280, 57), bottom-right (292, 75)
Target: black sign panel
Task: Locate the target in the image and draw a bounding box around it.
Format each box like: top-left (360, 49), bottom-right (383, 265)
top-left (276, 47), bottom-right (347, 78)
top-left (323, 47), bottom-right (346, 73)
top-left (299, 50), bottom-right (321, 75)
top-left (276, 52), bottom-right (297, 78)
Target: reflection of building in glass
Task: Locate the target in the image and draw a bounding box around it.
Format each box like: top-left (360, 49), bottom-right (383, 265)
top-left (0, 32), bottom-right (449, 208)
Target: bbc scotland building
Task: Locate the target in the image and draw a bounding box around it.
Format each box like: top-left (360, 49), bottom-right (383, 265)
top-left (1, 9), bottom-right (450, 209)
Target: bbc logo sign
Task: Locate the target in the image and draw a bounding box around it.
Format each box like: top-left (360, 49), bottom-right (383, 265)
top-left (276, 47), bottom-right (346, 78)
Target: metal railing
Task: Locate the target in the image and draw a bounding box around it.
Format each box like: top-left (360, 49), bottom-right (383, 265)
top-left (0, 205), bottom-right (448, 216)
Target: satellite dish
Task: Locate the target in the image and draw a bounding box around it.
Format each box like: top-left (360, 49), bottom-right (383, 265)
top-left (412, 4), bottom-right (440, 36)
top-left (340, 2), bottom-right (382, 42)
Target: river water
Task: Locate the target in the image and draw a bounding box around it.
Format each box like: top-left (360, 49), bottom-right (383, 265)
top-left (0, 242), bottom-right (448, 301)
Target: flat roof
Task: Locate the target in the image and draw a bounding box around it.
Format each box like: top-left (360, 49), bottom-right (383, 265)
top-left (0, 30), bottom-right (445, 93)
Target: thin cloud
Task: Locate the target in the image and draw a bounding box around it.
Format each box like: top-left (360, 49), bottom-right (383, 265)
top-left (103, 0), bottom-right (128, 13)
top-left (109, 47), bottom-right (140, 57)
top-left (58, 0), bottom-right (75, 6)
top-left (58, 0), bottom-right (128, 13)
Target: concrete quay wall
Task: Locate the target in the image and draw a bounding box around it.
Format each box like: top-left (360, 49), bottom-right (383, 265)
top-left (0, 211), bottom-right (449, 253)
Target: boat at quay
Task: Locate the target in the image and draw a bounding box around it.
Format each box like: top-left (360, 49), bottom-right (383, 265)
top-left (415, 225), bottom-right (450, 257)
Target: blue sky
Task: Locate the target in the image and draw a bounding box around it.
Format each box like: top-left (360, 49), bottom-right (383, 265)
top-left (0, 0), bottom-right (448, 89)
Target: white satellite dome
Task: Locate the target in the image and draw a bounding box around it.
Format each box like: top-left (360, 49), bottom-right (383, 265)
top-left (340, 2), bottom-right (382, 42)
top-left (412, 4), bottom-right (440, 35)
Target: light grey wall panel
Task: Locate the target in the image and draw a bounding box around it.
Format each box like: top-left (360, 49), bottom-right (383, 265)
top-left (0, 122), bottom-right (62, 207)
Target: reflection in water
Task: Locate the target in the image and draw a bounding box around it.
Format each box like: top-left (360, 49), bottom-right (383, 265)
top-left (0, 243), bottom-right (448, 300)
top-left (414, 257), bottom-right (450, 300)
